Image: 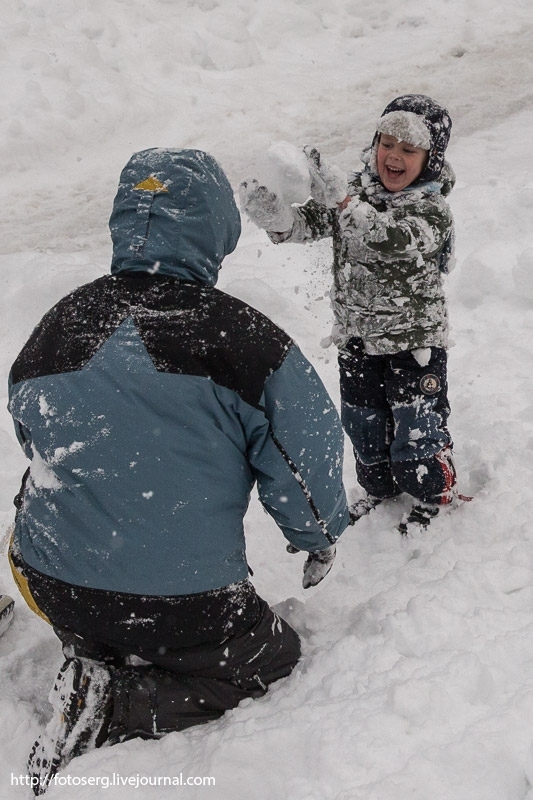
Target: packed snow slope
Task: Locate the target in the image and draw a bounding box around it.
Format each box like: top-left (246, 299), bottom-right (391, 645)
top-left (2, 1), bottom-right (533, 798)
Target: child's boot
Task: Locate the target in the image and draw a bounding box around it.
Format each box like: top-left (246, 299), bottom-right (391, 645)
top-left (349, 494), bottom-right (384, 523)
top-left (398, 502), bottom-right (440, 535)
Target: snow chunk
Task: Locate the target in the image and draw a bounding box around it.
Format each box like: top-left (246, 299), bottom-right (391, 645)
top-left (38, 394), bottom-right (56, 418)
top-left (265, 141), bottom-right (311, 205)
top-left (412, 347), bottom-right (432, 366)
top-left (52, 441), bottom-right (85, 463)
top-left (30, 448), bottom-right (61, 490)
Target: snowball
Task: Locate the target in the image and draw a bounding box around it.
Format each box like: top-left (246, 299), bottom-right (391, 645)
top-left (266, 141), bottom-right (311, 205)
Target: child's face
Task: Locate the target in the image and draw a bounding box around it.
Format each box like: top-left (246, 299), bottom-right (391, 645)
top-left (376, 134), bottom-right (429, 192)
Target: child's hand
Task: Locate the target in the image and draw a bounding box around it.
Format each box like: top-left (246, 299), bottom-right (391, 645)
top-left (239, 179), bottom-right (294, 232)
top-left (339, 196), bottom-right (376, 234)
top-left (304, 146), bottom-right (347, 208)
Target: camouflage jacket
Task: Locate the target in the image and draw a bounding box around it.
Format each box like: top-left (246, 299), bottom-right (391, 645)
top-left (272, 158), bottom-right (455, 356)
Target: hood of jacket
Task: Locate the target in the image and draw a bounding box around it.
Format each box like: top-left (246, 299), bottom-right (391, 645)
top-left (370, 94), bottom-right (452, 185)
top-left (109, 148), bottom-right (241, 286)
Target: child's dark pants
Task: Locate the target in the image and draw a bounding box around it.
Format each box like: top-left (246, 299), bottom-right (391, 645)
top-left (339, 337), bottom-right (456, 505)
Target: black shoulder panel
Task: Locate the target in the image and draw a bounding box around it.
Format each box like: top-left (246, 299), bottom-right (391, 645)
top-left (10, 276), bottom-right (129, 385)
top-left (10, 274), bottom-right (292, 407)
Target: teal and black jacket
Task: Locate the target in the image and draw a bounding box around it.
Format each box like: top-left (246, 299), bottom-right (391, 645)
top-left (8, 149), bottom-right (349, 597)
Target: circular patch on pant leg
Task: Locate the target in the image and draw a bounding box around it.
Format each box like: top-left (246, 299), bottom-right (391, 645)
top-left (420, 373), bottom-right (441, 395)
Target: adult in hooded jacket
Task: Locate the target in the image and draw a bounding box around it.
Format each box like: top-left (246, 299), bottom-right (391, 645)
top-left (8, 148), bottom-right (350, 794)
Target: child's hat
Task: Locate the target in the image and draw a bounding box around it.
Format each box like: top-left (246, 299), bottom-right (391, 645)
top-left (375, 94), bottom-right (452, 182)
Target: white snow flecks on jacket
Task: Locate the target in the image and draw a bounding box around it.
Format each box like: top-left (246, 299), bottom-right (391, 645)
top-left (271, 157), bottom-right (456, 356)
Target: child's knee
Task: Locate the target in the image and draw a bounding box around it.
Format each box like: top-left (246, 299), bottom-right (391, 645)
top-left (390, 398), bottom-right (450, 463)
top-left (341, 402), bottom-right (392, 465)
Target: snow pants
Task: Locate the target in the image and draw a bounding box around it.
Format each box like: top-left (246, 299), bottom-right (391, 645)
top-left (11, 552), bottom-right (301, 741)
top-left (338, 338), bottom-right (456, 505)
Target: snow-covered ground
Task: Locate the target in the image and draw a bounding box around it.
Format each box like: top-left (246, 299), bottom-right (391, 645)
top-left (2, 1), bottom-right (533, 797)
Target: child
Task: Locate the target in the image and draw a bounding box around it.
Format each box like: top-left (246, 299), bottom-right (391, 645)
top-left (240, 94), bottom-right (457, 534)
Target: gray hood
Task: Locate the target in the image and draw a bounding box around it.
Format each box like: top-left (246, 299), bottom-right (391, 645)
top-left (109, 148), bottom-right (241, 286)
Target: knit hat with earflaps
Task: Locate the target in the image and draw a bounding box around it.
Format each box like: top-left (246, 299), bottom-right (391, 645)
top-left (373, 94), bottom-right (452, 183)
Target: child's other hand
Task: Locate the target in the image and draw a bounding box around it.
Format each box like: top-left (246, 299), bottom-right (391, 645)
top-left (238, 179), bottom-right (294, 232)
top-left (339, 196), bottom-right (375, 234)
top-left (304, 146), bottom-right (347, 208)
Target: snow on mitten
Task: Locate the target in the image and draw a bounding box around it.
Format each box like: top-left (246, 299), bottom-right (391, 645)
top-left (339, 196), bottom-right (377, 234)
top-left (302, 546), bottom-right (336, 589)
top-left (239, 179), bottom-right (294, 232)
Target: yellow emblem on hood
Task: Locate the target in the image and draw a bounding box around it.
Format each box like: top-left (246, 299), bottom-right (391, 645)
top-left (134, 176), bottom-right (169, 192)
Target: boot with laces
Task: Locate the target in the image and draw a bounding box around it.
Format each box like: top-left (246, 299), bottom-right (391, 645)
top-left (28, 657), bottom-right (112, 796)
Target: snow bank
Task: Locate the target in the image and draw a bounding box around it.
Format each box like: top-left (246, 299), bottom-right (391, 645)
top-left (2, 0), bottom-right (533, 798)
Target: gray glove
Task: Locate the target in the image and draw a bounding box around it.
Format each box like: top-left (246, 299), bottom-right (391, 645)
top-left (239, 179), bottom-right (294, 232)
top-left (286, 543), bottom-right (337, 589)
top-left (339, 196), bottom-right (375, 234)
top-left (304, 146), bottom-right (347, 208)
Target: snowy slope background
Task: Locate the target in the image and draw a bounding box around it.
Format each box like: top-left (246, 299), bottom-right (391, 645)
top-left (2, 1), bottom-right (533, 797)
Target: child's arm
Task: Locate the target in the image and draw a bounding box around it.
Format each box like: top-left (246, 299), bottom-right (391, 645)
top-left (340, 194), bottom-right (453, 261)
top-left (239, 148), bottom-right (348, 244)
top-left (269, 200), bottom-right (336, 244)
top-left (239, 181), bottom-right (338, 244)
